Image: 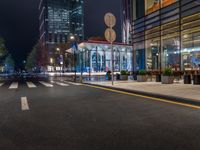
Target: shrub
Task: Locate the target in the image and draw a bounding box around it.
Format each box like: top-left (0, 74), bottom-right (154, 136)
top-left (163, 68), bottom-right (173, 76)
top-left (120, 70), bottom-right (128, 75)
top-left (138, 69), bottom-right (147, 75)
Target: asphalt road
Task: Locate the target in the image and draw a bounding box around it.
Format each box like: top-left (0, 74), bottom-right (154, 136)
top-left (0, 76), bottom-right (200, 150)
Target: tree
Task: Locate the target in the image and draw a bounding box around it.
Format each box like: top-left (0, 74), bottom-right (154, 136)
top-left (4, 54), bottom-right (15, 73)
top-left (26, 42), bottom-right (44, 71)
top-left (0, 37), bottom-right (7, 59)
top-left (26, 46), bottom-right (37, 70)
top-left (0, 37), bottom-right (7, 65)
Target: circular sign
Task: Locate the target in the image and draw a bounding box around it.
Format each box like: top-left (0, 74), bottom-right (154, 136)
top-left (104, 13), bottom-right (116, 28)
top-left (105, 28), bottom-right (116, 43)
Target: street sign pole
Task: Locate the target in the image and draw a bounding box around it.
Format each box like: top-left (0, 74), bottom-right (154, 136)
top-left (104, 12), bottom-right (116, 86)
top-left (111, 41), bottom-right (114, 85)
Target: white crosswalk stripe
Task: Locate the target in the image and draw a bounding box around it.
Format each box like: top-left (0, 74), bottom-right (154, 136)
top-left (26, 82), bottom-right (37, 88)
top-left (62, 81), bottom-right (82, 86)
top-left (51, 81), bottom-right (69, 87)
top-left (9, 82), bottom-right (18, 89)
top-left (0, 83), bottom-right (4, 87)
top-left (39, 81), bottom-right (53, 87)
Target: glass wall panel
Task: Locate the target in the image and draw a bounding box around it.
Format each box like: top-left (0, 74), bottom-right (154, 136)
top-left (127, 52), bottom-right (133, 71)
top-left (114, 49), bottom-right (120, 71)
top-left (182, 31), bottom-right (200, 70)
top-left (120, 51), bottom-right (128, 70)
top-left (134, 42), bottom-right (145, 70)
top-left (105, 50), bottom-right (111, 72)
top-left (161, 0), bottom-right (178, 8)
top-left (161, 36), bottom-right (180, 70)
top-left (146, 38), bottom-right (160, 70)
top-left (145, 0), bottom-right (160, 15)
top-left (145, 0), bottom-right (178, 15)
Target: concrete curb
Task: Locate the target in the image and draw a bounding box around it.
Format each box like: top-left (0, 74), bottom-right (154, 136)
top-left (83, 82), bottom-right (200, 106)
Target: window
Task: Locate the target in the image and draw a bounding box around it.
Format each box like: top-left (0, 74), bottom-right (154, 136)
top-left (182, 31), bottom-right (200, 70)
top-left (145, 0), bottom-right (178, 15)
top-left (146, 39), bottom-right (160, 70)
top-left (134, 42), bottom-right (145, 70)
top-left (161, 36), bottom-right (180, 70)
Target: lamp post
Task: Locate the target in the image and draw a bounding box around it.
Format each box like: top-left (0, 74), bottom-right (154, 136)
top-left (56, 48), bottom-right (62, 76)
top-left (50, 58), bottom-right (54, 72)
top-left (70, 35), bottom-right (77, 82)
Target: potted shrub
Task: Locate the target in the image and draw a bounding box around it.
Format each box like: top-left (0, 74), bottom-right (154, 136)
top-left (120, 70), bottom-right (128, 80)
top-left (161, 68), bottom-right (174, 84)
top-left (137, 69), bottom-right (147, 82)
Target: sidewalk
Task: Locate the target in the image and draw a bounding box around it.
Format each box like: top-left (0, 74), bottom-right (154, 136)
top-left (84, 80), bottom-right (200, 105)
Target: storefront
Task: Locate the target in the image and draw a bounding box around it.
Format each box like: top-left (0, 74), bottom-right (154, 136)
top-left (66, 41), bottom-right (133, 73)
top-left (132, 0), bottom-right (200, 71)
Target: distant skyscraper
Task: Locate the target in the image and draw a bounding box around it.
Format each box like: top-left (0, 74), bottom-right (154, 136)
top-left (122, 0), bottom-right (133, 44)
top-left (70, 0), bottom-right (84, 40)
top-left (39, 0), bottom-right (84, 67)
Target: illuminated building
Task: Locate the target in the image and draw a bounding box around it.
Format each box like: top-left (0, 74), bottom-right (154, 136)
top-left (126, 0), bottom-right (200, 71)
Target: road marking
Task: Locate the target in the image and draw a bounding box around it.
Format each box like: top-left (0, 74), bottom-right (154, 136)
top-left (26, 82), bottom-right (37, 88)
top-left (0, 83), bottom-right (4, 86)
top-left (9, 82), bottom-right (18, 89)
top-left (51, 81), bottom-right (69, 86)
top-left (39, 81), bottom-right (53, 87)
top-left (64, 81), bottom-right (82, 86)
top-left (21, 97), bottom-right (29, 111)
top-left (83, 84), bottom-right (200, 109)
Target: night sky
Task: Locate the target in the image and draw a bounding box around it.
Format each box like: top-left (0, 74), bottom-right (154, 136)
top-left (0, 0), bottom-right (122, 67)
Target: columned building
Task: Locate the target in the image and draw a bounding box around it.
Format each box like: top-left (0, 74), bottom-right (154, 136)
top-left (130, 0), bottom-right (200, 71)
top-left (66, 41), bottom-right (133, 73)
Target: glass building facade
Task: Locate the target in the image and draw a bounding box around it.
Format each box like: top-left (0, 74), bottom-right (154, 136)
top-left (122, 0), bottom-right (133, 44)
top-left (66, 41), bottom-right (133, 73)
top-left (70, 0), bottom-right (84, 40)
top-left (39, 0), bottom-right (84, 66)
top-left (132, 0), bottom-right (200, 71)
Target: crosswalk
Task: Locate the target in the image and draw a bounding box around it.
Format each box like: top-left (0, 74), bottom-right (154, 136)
top-left (27, 82), bottom-right (37, 88)
top-left (39, 81), bottom-right (54, 87)
top-left (9, 82), bottom-right (18, 89)
top-left (0, 81), bottom-right (81, 90)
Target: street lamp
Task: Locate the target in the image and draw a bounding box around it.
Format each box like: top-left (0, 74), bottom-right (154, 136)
top-left (56, 48), bottom-right (60, 51)
top-left (70, 35), bottom-right (75, 40)
top-left (50, 58), bottom-right (53, 64)
top-left (70, 35), bottom-right (77, 82)
top-left (50, 58), bottom-right (54, 72)
top-left (56, 47), bottom-right (64, 75)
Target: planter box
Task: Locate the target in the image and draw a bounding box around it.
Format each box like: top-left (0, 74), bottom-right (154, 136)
top-left (161, 76), bottom-right (174, 84)
top-left (133, 74), bottom-right (137, 80)
top-left (184, 75), bottom-right (191, 84)
top-left (156, 74), bottom-right (161, 82)
top-left (193, 75), bottom-right (200, 85)
top-left (137, 75), bottom-right (147, 82)
top-left (120, 75), bottom-right (128, 80)
top-left (116, 73), bottom-right (120, 80)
